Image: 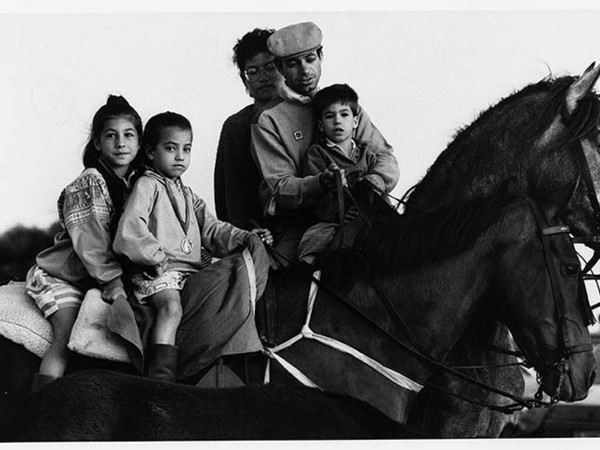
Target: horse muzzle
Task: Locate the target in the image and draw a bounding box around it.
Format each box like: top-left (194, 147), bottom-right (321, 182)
top-left (540, 352), bottom-right (596, 402)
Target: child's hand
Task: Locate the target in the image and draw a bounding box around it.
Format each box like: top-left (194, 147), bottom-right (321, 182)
top-left (102, 286), bottom-right (127, 304)
top-left (251, 228), bottom-right (274, 246)
top-left (337, 167), bottom-right (348, 188)
top-left (143, 260), bottom-right (167, 279)
top-left (343, 206), bottom-right (360, 224)
top-left (319, 164), bottom-right (346, 191)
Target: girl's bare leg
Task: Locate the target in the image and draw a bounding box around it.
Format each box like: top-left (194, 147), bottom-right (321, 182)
top-left (39, 307), bottom-right (79, 377)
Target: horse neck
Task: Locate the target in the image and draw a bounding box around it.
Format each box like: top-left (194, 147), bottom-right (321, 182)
top-left (346, 202), bottom-right (515, 382)
top-left (270, 199), bottom-right (527, 425)
top-left (297, 212), bottom-right (509, 425)
top-left (382, 231), bottom-right (500, 365)
top-left (406, 88), bottom-right (575, 214)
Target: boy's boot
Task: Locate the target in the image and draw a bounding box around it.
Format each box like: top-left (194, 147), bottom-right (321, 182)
top-left (30, 373), bottom-right (58, 392)
top-left (146, 344), bottom-right (179, 382)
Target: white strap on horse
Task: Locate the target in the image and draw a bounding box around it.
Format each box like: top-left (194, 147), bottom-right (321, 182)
top-left (241, 248), bottom-right (257, 314)
top-left (262, 350), bottom-right (321, 389)
top-left (262, 270), bottom-right (424, 393)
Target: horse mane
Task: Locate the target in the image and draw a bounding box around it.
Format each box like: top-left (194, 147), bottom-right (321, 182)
top-left (409, 75), bottom-right (600, 205)
top-left (322, 189), bottom-right (521, 282)
top-left (529, 76), bottom-right (600, 147)
top-left (451, 75), bottom-right (599, 149)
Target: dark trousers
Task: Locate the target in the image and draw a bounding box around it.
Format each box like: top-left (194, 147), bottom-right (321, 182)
top-left (269, 216), bottom-right (312, 269)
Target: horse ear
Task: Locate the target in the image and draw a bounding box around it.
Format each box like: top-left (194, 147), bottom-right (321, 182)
top-left (565, 62), bottom-right (600, 114)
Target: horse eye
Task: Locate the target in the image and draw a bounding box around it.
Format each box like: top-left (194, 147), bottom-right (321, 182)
top-left (563, 263), bottom-right (580, 278)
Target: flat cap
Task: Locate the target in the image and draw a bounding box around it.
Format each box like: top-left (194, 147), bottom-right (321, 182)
top-left (267, 22), bottom-right (323, 59)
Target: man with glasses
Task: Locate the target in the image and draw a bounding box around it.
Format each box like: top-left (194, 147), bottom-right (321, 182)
top-left (214, 28), bottom-right (284, 230)
top-left (251, 22), bottom-right (399, 267)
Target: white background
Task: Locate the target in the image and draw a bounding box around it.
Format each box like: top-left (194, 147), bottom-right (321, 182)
top-left (2, 3), bottom-right (600, 445)
top-left (2, 1), bottom-right (600, 236)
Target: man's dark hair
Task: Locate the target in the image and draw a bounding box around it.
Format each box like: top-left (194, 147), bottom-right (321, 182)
top-left (232, 28), bottom-right (275, 83)
top-left (312, 83), bottom-right (359, 119)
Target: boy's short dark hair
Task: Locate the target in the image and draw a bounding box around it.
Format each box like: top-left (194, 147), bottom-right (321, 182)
top-left (312, 84), bottom-right (359, 119)
top-left (143, 111), bottom-right (192, 156)
top-left (232, 28), bottom-right (275, 83)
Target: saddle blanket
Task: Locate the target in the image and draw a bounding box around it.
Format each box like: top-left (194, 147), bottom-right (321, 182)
top-left (0, 282), bottom-right (130, 363)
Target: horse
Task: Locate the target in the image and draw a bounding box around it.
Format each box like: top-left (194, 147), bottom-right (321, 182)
top-left (233, 187), bottom-right (596, 429)
top-left (1, 189), bottom-right (594, 441)
top-left (402, 63), bottom-right (600, 437)
top-left (2, 370), bottom-right (421, 441)
top-left (1, 188), bottom-right (594, 441)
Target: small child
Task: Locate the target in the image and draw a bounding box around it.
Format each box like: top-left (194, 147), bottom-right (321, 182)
top-left (298, 84), bottom-right (398, 263)
top-left (113, 112), bottom-right (272, 382)
top-left (25, 95), bottom-right (143, 389)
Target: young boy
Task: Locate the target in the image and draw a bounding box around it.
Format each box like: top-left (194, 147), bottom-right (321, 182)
top-left (298, 84), bottom-right (398, 264)
top-left (113, 112), bottom-right (272, 382)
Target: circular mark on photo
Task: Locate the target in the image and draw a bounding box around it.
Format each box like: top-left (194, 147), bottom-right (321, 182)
top-left (31, 75), bottom-right (75, 126)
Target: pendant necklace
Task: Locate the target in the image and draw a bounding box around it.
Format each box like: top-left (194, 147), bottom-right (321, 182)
top-left (165, 180), bottom-right (193, 254)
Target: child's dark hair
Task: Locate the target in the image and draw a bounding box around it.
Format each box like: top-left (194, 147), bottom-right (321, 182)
top-left (142, 111), bottom-right (192, 158)
top-left (82, 95), bottom-right (144, 171)
top-left (312, 84), bottom-right (359, 119)
top-left (232, 28), bottom-right (275, 83)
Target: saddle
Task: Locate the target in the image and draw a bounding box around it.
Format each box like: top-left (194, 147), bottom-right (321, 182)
top-left (255, 215), bottom-right (366, 349)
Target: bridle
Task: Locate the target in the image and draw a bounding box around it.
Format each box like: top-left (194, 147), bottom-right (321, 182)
top-left (385, 190), bottom-right (593, 407)
top-left (561, 97), bottom-right (600, 273)
top-left (262, 191), bottom-right (592, 413)
top-left (519, 194), bottom-right (594, 403)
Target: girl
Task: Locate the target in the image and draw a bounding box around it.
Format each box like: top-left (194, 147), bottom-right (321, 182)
top-left (25, 95), bottom-right (143, 390)
top-left (113, 111), bottom-right (272, 382)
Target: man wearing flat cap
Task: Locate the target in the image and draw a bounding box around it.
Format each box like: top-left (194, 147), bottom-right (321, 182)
top-left (251, 21), bottom-right (399, 267)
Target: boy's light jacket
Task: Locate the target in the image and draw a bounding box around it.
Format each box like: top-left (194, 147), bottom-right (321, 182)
top-left (113, 170), bottom-right (250, 273)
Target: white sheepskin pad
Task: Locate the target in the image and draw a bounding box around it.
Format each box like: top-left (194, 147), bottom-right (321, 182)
top-left (0, 282), bottom-right (130, 363)
top-left (68, 288), bottom-right (131, 363)
top-left (0, 282), bottom-right (51, 357)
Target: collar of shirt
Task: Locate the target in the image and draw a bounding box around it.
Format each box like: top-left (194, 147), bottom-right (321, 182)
top-left (144, 168), bottom-right (184, 191)
top-left (278, 83), bottom-right (315, 105)
top-left (324, 137), bottom-right (359, 161)
top-left (97, 156), bottom-right (137, 189)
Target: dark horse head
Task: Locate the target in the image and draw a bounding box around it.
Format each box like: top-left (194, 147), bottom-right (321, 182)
top-left (407, 63), bottom-right (600, 261)
top-left (317, 184), bottom-right (596, 421)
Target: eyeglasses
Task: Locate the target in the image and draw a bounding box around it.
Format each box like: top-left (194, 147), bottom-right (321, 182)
top-left (244, 62), bottom-right (278, 81)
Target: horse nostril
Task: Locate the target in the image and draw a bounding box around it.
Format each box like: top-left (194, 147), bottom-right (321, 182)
top-left (590, 370), bottom-right (597, 387)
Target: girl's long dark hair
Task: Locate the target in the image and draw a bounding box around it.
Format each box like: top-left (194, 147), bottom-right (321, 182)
top-left (82, 95), bottom-right (144, 172)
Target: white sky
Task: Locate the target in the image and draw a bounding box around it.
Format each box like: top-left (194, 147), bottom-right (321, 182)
top-left (3, 1), bottom-right (600, 234)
